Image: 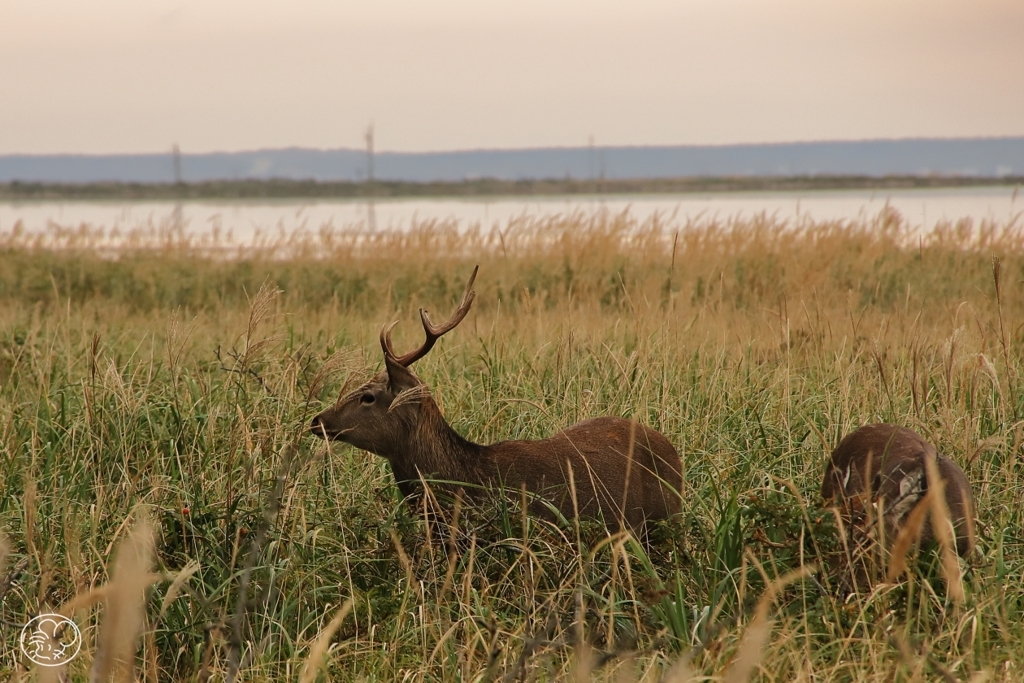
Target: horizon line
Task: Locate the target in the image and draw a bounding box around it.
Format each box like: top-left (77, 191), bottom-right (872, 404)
top-left (4, 135), bottom-right (1024, 158)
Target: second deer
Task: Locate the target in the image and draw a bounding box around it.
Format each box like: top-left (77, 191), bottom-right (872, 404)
top-left (821, 423), bottom-right (975, 557)
top-left (310, 266), bottom-right (683, 532)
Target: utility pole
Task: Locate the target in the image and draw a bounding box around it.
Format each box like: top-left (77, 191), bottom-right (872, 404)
top-left (364, 125), bottom-right (376, 231)
top-left (172, 143), bottom-right (183, 185)
top-left (588, 134), bottom-right (595, 184)
top-left (171, 143), bottom-right (184, 230)
top-left (365, 125), bottom-right (375, 184)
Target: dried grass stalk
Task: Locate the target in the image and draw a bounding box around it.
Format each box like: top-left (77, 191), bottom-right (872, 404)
top-left (0, 533), bottom-right (9, 575)
top-left (158, 561), bottom-right (201, 621)
top-left (298, 599), bottom-right (354, 683)
top-left (722, 566), bottom-right (813, 683)
top-left (239, 280), bottom-right (283, 368)
top-left (306, 349), bottom-right (356, 405)
top-left (924, 454), bottom-right (965, 603)
top-left (89, 514), bottom-right (155, 683)
top-left (886, 496), bottom-right (932, 582)
top-left (660, 655), bottom-right (698, 683)
top-left (390, 383), bottom-right (432, 412)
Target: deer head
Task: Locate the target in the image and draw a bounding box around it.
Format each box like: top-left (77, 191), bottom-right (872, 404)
top-left (309, 266), bottom-right (478, 458)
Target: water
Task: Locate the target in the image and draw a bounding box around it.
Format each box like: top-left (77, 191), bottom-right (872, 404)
top-left (1, 186), bottom-right (1020, 243)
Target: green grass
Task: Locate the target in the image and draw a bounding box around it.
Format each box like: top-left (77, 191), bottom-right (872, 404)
top-left (1, 207), bottom-right (1024, 681)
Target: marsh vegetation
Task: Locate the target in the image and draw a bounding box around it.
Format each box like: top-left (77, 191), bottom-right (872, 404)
top-left (1, 207), bottom-right (1023, 680)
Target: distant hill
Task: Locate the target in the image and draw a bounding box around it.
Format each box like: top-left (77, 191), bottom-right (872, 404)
top-left (2, 138), bottom-right (1023, 184)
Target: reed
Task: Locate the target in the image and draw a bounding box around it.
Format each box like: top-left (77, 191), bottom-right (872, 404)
top-left (0, 206), bottom-right (1021, 680)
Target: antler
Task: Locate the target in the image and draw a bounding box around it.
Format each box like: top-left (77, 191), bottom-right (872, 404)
top-left (380, 265), bottom-right (479, 367)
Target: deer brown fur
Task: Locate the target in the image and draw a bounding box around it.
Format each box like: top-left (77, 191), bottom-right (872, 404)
top-left (821, 423), bottom-right (975, 556)
top-left (310, 266), bottom-right (683, 531)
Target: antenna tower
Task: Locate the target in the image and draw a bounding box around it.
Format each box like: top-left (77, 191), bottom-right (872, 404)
top-left (364, 125), bottom-right (377, 231)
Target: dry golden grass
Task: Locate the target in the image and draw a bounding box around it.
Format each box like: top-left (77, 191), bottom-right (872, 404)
top-left (0, 205), bottom-right (1023, 680)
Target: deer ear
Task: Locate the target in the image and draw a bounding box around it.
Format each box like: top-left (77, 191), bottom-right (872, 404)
top-left (384, 355), bottom-right (421, 393)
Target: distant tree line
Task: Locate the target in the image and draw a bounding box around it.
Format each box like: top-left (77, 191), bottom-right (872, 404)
top-left (1, 174), bottom-right (1021, 201)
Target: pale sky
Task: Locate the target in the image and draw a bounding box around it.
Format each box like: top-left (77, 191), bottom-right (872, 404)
top-left (2, 0), bottom-right (1022, 155)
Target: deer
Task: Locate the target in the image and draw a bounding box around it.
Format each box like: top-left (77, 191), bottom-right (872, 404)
top-left (309, 266), bottom-right (683, 532)
top-left (821, 423), bottom-right (975, 558)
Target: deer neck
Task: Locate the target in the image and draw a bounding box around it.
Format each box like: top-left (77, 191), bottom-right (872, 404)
top-left (386, 397), bottom-right (487, 487)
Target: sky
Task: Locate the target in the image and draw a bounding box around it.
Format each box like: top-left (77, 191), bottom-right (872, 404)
top-left (2, 0), bottom-right (1023, 155)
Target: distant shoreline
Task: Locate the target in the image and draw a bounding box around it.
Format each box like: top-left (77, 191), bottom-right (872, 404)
top-left (2, 175), bottom-right (1022, 202)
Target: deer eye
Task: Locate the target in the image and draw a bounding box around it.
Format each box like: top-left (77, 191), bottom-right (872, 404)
top-left (360, 393), bottom-right (376, 405)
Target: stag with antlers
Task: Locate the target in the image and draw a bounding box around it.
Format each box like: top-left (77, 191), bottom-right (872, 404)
top-left (310, 266), bottom-right (683, 531)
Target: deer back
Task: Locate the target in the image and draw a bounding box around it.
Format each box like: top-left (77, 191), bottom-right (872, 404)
top-left (483, 417), bottom-right (683, 530)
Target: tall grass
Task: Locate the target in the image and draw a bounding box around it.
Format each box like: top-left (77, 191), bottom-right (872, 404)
top-left (1, 206), bottom-right (1023, 680)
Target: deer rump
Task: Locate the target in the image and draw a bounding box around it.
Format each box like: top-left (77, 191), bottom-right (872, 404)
top-left (435, 417), bottom-right (682, 532)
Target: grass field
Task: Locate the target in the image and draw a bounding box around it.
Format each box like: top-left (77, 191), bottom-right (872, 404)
top-left (2, 207), bottom-right (1024, 681)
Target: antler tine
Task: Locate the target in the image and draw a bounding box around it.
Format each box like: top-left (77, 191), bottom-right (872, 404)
top-left (383, 265), bottom-right (479, 367)
top-left (421, 264), bottom-right (478, 335)
top-left (379, 320), bottom-right (402, 359)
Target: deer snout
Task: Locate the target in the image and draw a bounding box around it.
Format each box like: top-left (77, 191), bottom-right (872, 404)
top-left (310, 414), bottom-right (332, 440)
top-left (310, 412), bottom-right (353, 441)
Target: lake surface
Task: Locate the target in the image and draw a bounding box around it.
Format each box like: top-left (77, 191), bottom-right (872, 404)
top-left (1, 186), bottom-right (1020, 244)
